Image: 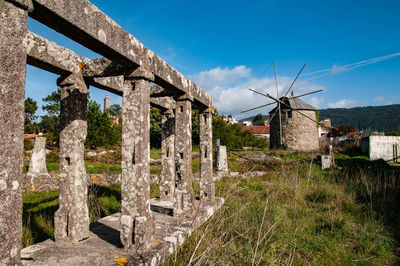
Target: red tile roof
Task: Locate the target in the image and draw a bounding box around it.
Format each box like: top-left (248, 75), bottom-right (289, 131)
top-left (244, 125), bottom-right (270, 134)
top-left (24, 134), bottom-right (39, 139)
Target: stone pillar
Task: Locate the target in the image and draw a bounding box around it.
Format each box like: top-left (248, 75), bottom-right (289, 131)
top-left (216, 146), bottom-right (229, 173)
top-left (174, 96), bottom-right (195, 216)
top-left (160, 108), bottom-right (175, 201)
top-left (199, 109), bottom-right (215, 201)
top-left (0, 1), bottom-right (28, 264)
top-left (120, 67), bottom-right (155, 251)
top-left (54, 73), bottom-right (89, 243)
top-left (27, 137), bottom-right (52, 191)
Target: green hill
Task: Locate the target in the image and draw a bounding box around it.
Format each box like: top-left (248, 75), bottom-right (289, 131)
top-left (319, 104), bottom-right (400, 132)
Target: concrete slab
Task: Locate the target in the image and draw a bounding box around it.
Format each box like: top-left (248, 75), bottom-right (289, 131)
top-left (21, 198), bottom-right (224, 265)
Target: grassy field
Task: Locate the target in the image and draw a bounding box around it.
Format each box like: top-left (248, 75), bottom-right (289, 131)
top-left (21, 149), bottom-right (400, 264)
top-left (165, 158), bottom-right (399, 265)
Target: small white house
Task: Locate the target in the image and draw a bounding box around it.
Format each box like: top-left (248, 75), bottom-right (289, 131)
top-left (362, 136), bottom-right (400, 162)
top-left (242, 120), bottom-right (252, 126)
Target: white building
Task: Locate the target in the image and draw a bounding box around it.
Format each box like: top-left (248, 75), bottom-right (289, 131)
top-left (361, 136), bottom-right (400, 162)
top-left (222, 115), bottom-right (238, 124)
top-left (242, 120), bottom-right (252, 126)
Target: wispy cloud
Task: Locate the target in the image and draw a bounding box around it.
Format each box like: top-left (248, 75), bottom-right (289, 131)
top-left (326, 99), bottom-right (358, 108)
top-left (303, 51), bottom-right (400, 81)
top-left (191, 65), bottom-right (324, 118)
top-left (374, 96), bottom-right (384, 102)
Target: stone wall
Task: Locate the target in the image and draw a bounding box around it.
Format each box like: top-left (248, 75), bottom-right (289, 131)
top-left (270, 109), bottom-right (319, 151)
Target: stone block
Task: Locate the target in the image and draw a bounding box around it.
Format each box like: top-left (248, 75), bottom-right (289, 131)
top-left (216, 146), bottom-right (228, 173)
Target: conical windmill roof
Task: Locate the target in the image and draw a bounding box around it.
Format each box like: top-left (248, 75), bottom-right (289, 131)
top-left (269, 93), bottom-right (316, 114)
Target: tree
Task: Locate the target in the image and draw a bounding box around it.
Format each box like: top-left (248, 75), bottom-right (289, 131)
top-left (109, 104), bottom-right (122, 118)
top-left (150, 107), bottom-right (162, 148)
top-left (42, 88), bottom-right (60, 116)
top-left (252, 113), bottom-right (265, 125)
top-left (40, 88), bottom-right (61, 134)
top-left (86, 100), bottom-right (121, 148)
top-left (192, 109), bottom-right (200, 145)
top-left (24, 97), bottom-right (38, 133)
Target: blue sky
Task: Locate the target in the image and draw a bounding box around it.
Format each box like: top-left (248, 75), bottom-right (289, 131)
top-left (26, 0), bottom-right (400, 119)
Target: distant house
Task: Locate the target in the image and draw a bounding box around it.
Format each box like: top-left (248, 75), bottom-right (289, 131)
top-left (245, 125), bottom-right (270, 139)
top-left (318, 118), bottom-right (334, 145)
top-left (242, 120), bottom-right (252, 126)
top-left (222, 115), bottom-right (238, 124)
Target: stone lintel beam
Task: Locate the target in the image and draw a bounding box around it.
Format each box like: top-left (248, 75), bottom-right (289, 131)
top-left (174, 99), bottom-right (195, 216)
top-left (151, 97), bottom-right (176, 112)
top-left (199, 108), bottom-right (215, 202)
top-left (26, 31), bottom-right (87, 75)
top-left (160, 109), bottom-right (175, 201)
top-left (81, 57), bottom-right (124, 77)
top-left (24, 33), bottom-right (176, 111)
top-left (5, 0), bottom-right (33, 11)
top-left (28, 0), bottom-right (211, 108)
top-left (120, 67), bottom-right (155, 251)
top-left (0, 1), bottom-right (28, 263)
top-left (54, 73), bottom-right (90, 243)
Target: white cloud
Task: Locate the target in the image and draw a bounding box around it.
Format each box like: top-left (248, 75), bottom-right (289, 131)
top-left (189, 65), bottom-right (251, 89)
top-left (374, 96), bottom-right (384, 102)
top-left (326, 99), bottom-right (358, 108)
top-left (307, 96), bottom-right (325, 109)
top-left (190, 65), bottom-right (324, 118)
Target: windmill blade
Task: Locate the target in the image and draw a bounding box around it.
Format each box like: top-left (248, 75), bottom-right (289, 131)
top-left (265, 93), bottom-right (318, 124)
top-left (288, 89), bottom-right (323, 100)
top-left (249, 89), bottom-right (275, 100)
top-left (241, 101), bottom-right (276, 113)
top-left (283, 64), bottom-right (306, 98)
top-left (273, 60), bottom-right (283, 146)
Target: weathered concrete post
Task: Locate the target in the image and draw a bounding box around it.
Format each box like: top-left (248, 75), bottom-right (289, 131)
top-left (174, 96), bottom-right (195, 216)
top-left (54, 73), bottom-right (90, 243)
top-left (120, 67), bottom-right (155, 251)
top-left (199, 108), bottom-right (215, 201)
top-left (160, 108), bottom-right (175, 201)
top-left (0, 0), bottom-right (29, 263)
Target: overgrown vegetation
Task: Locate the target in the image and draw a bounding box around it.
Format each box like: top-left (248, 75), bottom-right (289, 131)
top-left (213, 119), bottom-right (268, 150)
top-left (164, 156), bottom-right (398, 265)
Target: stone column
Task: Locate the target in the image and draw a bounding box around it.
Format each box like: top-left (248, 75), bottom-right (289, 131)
top-left (199, 109), bottom-right (215, 201)
top-left (160, 108), bottom-right (175, 201)
top-left (0, 1), bottom-right (28, 264)
top-left (120, 67), bottom-right (155, 251)
top-left (54, 73), bottom-right (89, 243)
top-left (174, 96), bottom-right (195, 216)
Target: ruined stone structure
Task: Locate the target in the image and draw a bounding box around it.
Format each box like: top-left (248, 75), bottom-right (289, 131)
top-left (0, 0), bottom-right (220, 264)
top-left (269, 95), bottom-right (319, 151)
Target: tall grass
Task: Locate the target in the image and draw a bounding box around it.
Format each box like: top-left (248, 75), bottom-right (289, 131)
top-left (164, 159), bottom-right (397, 265)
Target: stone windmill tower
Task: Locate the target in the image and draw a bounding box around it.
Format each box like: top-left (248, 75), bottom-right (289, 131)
top-left (242, 61), bottom-right (322, 151)
top-left (269, 91), bottom-right (319, 151)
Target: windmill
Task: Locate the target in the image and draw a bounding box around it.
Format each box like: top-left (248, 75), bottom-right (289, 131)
top-left (241, 61), bottom-right (323, 150)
